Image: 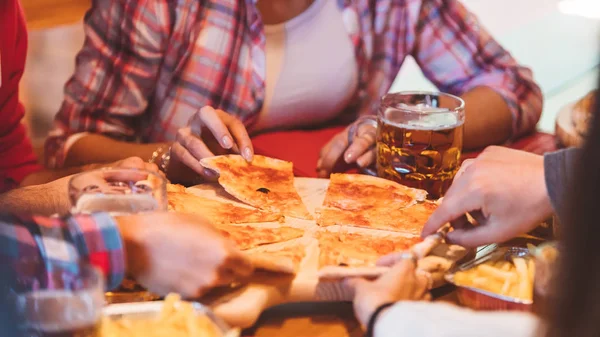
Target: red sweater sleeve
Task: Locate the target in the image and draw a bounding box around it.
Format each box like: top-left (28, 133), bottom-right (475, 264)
top-left (0, 0), bottom-right (42, 191)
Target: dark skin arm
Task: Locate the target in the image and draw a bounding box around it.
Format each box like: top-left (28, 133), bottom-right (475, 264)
top-left (461, 86), bottom-right (513, 149)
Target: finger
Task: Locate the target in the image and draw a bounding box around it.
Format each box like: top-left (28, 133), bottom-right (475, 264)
top-left (318, 134), bottom-right (349, 176)
top-left (117, 157), bottom-right (146, 169)
top-left (421, 173), bottom-right (479, 237)
top-left (378, 259), bottom-right (416, 285)
top-left (455, 159), bottom-right (474, 180)
top-left (446, 223), bottom-right (508, 248)
top-left (376, 251), bottom-right (415, 267)
top-left (224, 113), bottom-right (254, 162)
top-left (198, 106), bottom-right (235, 150)
top-left (171, 142), bottom-right (216, 179)
top-left (344, 128), bottom-right (376, 164)
top-left (177, 127), bottom-right (216, 160)
top-left (356, 149), bottom-right (376, 168)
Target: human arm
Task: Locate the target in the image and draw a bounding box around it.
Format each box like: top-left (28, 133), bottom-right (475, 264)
top-left (350, 257), bottom-right (539, 337)
top-left (372, 302), bottom-right (539, 337)
top-left (44, 0), bottom-right (172, 169)
top-left (0, 212), bottom-right (125, 290)
top-left (6, 157), bottom-right (162, 215)
top-left (421, 146), bottom-right (557, 247)
top-left (411, 0), bottom-right (543, 149)
top-left (0, 211), bottom-right (253, 297)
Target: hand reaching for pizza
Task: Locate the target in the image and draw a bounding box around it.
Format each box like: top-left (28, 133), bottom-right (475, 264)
top-left (116, 212), bottom-right (254, 298)
top-left (317, 117), bottom-right (377, 178)
top-left (422, 146), bottom-right (553, 248)
top-left (171, 106), bottom-right (254, 179)
top-left (345, 259), bottom-right (430, 327)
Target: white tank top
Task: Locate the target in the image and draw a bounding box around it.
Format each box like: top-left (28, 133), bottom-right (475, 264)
top-left (254, 0), bottom-right (359, 131)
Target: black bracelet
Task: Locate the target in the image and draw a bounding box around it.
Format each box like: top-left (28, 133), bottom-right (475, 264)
top-left (365, 302), bottom-right (395, 337)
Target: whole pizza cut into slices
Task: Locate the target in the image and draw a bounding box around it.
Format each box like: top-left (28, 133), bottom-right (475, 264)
top-left (316, 230), bottom-right (422, 269)
top-left (167, 184), bottom-right (283, 225)
top-left (200, 155), bottom-right (312, 219)
top-left (317, 174), bottom-right (431, 234)
top-left (217, 224), bottom-right (305, 251)
top-left (245, 241), bottom-right (307, 274)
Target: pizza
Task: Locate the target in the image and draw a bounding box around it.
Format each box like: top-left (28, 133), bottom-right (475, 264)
top-left (167, 184), bottom-right (283, 225)
top-left (317, 174), bottom-right (432, 234)
top-left (200, 155), bottom-right (312, 220)
top-left (322, 174), bottom-right (427, 211)
top-left (318, 201), bottom-right (437, 235)
top-left (216, 224), bottom-right (304, 251)
top-left (245, 241), bottom-right (307, 274)
top-left (316, 230), bottom-right (422, 268)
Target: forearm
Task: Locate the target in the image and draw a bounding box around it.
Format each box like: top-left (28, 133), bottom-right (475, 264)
top-left (461, 87), bottom-right (513, 150)
top-left (20, 167), bottom-right (85, 186)
top-left (374, 302), bottom-right (539, 337)
top-left (0, 180), bottom-right (70, 216)
top-left (0, 212), bottom-right (125, 290)
top-left (64, 134), bottom-right (170, 167)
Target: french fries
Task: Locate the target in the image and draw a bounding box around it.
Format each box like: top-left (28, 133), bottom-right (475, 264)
top-left (453, 256), bottom-right (534, 301)
top-left (101, 294), bottom-right (235, 337)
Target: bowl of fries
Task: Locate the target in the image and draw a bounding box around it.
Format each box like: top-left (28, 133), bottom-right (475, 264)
top-left (445, 247), bottom-right (534, 311)
top-left (101, 294), bottom-right (240, 337)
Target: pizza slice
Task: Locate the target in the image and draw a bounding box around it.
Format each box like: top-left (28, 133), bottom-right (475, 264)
top-left (167, 184), bottom-right (283, 225)
top-left (245, 241), bottom-right (307, 274)
top-left (316, 230), bottom-right (421, 268)
top-left (200, 155), bottom-right (312, 220)
top-left (317, 201), bottom-right (437, 235)
top-left (217, 224), bottom-right (304, 250)
top-left (322, 174), bottom-right (427, 211)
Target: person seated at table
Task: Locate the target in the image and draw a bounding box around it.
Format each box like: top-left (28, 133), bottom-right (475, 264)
top-left (44, 0), bottom-right (542, 183)
top-left (345, 86), bottom-right (596, 337)
top-left (0, 0), bottom-right (159, 190)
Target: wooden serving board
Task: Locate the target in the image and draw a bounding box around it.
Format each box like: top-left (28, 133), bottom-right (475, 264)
top-left (189, 178), bottom-right (469, 328)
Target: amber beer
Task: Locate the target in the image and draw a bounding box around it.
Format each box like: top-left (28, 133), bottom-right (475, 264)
top-left (375, 92), bottom-right (465, 199)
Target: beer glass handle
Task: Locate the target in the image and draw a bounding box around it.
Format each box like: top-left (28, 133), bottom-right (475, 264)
top-left (347, 116), bottom-right (378, 177)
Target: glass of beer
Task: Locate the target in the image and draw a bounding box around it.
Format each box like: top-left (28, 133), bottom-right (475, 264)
top-left (352, 91), bottom-right (465, 199)
top-left (69, 168), bottom-right (167, 303)
top-left (11, 261), bottom-right (104, 337)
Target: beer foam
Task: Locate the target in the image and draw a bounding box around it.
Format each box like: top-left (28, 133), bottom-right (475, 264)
top-left (383, 109), bottom-right (463, 130)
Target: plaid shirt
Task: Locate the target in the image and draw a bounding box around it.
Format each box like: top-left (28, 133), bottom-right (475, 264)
top-left (0, 212), bottom-right (124, 291)
top-left (45, 0), bottom-right (542, 168)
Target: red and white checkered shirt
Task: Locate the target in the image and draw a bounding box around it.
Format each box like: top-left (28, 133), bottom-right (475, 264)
top-left (45, 0), bottom-right (542, 168)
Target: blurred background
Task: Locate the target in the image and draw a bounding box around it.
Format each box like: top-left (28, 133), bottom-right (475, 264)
top-left (20, 0), bottom-right (600, 160)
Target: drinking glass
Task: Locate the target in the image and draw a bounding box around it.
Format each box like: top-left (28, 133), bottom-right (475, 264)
top-left (69, 167), bottom-right (167, 303)
top-left (11, 261), bottom-right (104, 337)
top-left (351, 91), bottom-right (465, 199)
top-left (69, 168), bottom-right (167, 215)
